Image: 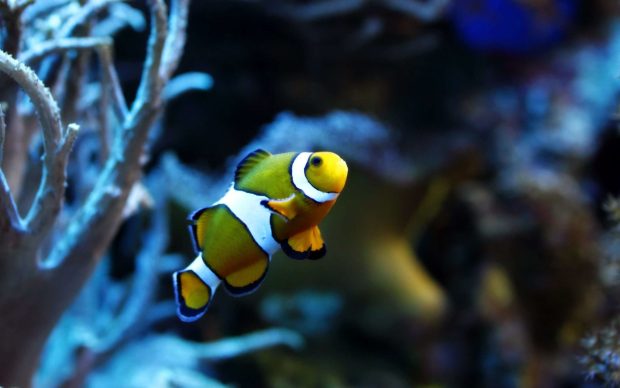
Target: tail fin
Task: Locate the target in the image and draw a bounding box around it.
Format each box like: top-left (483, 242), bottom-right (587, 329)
top-left (173, 270), bottom-right (212, 322)
top-left (173, 255), bottom-right (222, 322)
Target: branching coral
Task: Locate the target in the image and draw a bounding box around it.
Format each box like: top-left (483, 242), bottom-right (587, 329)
top-left (88, 329), bottom-right (304, 387)
top-left (0, 0), bottom-right (192, 385)
top-left (36, 170), bottom-right (305, 387)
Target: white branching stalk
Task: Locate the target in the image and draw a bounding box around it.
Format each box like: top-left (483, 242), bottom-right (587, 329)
top-left (130, 0), bottom-right (167, 122)
top-left (22, 0), bottom-right (68, 26)
top-left (0, 0), bottom-right (32, 197)
top-left (0, 50), bottom-right (79, 238)
top-left (92, 3), bottom-right (146, 37)
top-left (57, 0), bottom-right (120, 39)
top-left (160, 0), bottom-right (189, 80)
top-left (96, 43), bottom-right (128, 119)
top-left (164, 72), bottom-right (213, 101)
top-left (45, 0), bottom-right (171, 272)
top-left (19, 36), bottom-right (112, 64)
top-left (0, 0), bottom-right (192, 385)
top-left (128, 328), bottom-right (305, 363)
top-left (0, 51), bottom-right (63, 150)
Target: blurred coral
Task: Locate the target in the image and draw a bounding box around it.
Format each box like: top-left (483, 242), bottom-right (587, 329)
top-left (451, 0), bottom-right (579, 53)
top-left (581, 318), bottom-right (620, 384)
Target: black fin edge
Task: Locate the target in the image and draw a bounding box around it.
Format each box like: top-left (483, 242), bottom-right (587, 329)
top-left (187, 207), bottom-right (210, 254)
top-left (307, 244), bottom-right (327, 260)
top-left (188, 207), bottom-right (209, 222)
top-left (281, 239), bottom-right (326, 260)
top-left (281, 239), bottom-right (309, 260)
top-left (223, 263), bottom-right (270, 296)
top-left (260, 199), bottom-right (274, 212)
top-left (188, 224), bottom-right (201, 254)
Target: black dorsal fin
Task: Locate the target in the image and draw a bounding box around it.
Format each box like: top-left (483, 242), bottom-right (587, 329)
top-left (234, 149), bottom-right (271, 183)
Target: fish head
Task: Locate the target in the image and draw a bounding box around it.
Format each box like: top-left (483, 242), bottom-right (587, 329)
top-left (304, 151), bottom-right (348, 195)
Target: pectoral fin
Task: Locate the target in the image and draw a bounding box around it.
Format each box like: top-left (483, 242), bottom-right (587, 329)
top-left (281, 226), bottom-right (327, 260)
top-left (261, 195), bottom-right (297, 220)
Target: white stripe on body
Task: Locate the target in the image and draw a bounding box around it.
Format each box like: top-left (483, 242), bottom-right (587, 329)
top-left (215, 185), bottom-right (280, 256)
top-left (188, 254), bottom-right (221, 291)
top-left (292, 152), bottom-right (338, 203)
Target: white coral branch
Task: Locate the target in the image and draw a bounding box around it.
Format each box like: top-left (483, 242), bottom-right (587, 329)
top-left (128, 0), bottom-right (168, 122)
top-left (92, 2), bottom-right (146, 37)
top-left (0, 50), bottom-right (79, 237)
top-left (163, 72), bottom-right (213, 101)
top-left (160, 0), bottom-right (189, 80)
top-left (0, 171), bottom-right (22, 232)
top-left (47, 0), bottom-right (183, 273)
top-left (19, 36), bottom-right (112, 64)
top-left (96, 44), bottom-right (128, 120)
top-left (57, 0), bottom-right (120, 38)
top-left (0, 50), bottom-right (62, 152)
top-left (187, 328), bottom-right (305, 360)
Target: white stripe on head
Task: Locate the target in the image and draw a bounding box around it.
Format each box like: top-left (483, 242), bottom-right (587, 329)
top-left (291, 152), bottom-right (339, 203)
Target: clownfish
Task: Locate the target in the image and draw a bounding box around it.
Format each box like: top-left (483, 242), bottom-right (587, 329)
top-left (172, 149), bottom-right (348, 322)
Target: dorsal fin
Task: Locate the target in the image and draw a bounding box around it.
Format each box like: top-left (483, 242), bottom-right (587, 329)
top-left (234, 149), bottom-right (271, 183)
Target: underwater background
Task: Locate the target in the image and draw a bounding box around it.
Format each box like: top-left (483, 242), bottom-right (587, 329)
top-left (3, 0), bottom-right (620, 386)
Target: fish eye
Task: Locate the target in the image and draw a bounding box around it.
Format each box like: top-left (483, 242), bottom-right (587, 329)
top-left (310, 156), bottom-right (323, 167)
